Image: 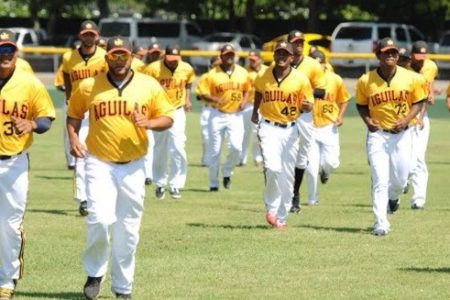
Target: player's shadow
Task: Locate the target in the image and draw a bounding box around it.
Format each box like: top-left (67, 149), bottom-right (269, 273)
top-left (342, 203), bottom-right (372, 208)
top-left (35, 175), bottom-right (72, 180)
top-left (297, 224), bottom-right (372, 234)
top-left (187, 222), bottom-right (268, 230)
top-left (400, 267), bottom-right (450, 274)
top-left (427, 160), bottom-right (450, 165)
top-left (183, 188), bottom-right (214, 193)
top-left (27, 208), bottom-right (75, 216)
top-left (15, 291), bottom-right (85, 299)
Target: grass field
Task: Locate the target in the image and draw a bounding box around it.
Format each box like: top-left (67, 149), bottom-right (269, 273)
top-left (11, 95), bottom-right (450, 299)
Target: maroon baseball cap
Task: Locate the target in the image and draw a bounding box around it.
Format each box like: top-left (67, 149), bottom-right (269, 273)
top-left (287, 30), bottom-right (305, 43)
top-left (165, 45), bottom-right (181, 61)
top-left (0, 29), bottom-right (17, 48)
top-left (148, 42), bottom-right (162, 54)
top-left (220, 44), bottom-right (235, 55)
top-left (248, 50), bottom-right (261, 61)
top-left (375, 37), bottom-right (399, 53)
top-left (79, 20), bottom-right (99, 35)
top-left (106, 36), bottom-right (132, 54)
top-left (411, 41), bottom-right (428, 60)
top-left (274, 40), bottom-right (294, 55)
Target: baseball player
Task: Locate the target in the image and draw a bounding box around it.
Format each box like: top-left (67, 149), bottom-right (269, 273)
top-left (355, 37), bottom-right (427, 236)
top-left (142, 45), bottom-right (195, 199)
top-left (397, 47), bottom-right (411, 68)
top-left (305, 50), bottom-right (350, 205)
top-left (252, 40), bottom-right (313, 229)
top-left (447, 83), bottom-right (450, 111)
top-left (62, 20), bottom-right (107, 216)
top-left (195, 56), bottom-right (221, 167)
top-left (405, 41), bottom-right (438, 209)
top-left (239, 51), bottom-right (267, 167)
top-left (287, 30), bottom-right (326, 214)
top-left (200, 43), bottom-right (250, 191)
top-left (131, 44), bottom-right (146, 72)
top-left (142, 43), bottom-right (162, 186)
top-left (67, 36), bottom-right (174, 300)
top-left (0, 29), bottom-right (55, 300)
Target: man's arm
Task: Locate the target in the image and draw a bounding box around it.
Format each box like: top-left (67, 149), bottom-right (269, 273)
top-left (134, 111), bottom-right (173, 131)
top-left (356, 104), bottom-right (380, 132)
top-left (335, 101), bottom-right (349, 127)
top-left (394, 100), bottom-right (425, 131)
top-left (63, 73), bottom-right (72, 101)
top-left (66, 116), bottom-right (85, 158)
top-left (251, 92), bottom-right (262, 124)
top-left (184, 84), bottom-right (192, 112)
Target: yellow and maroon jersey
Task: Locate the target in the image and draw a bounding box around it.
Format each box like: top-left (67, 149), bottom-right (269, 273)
top-left (16, 57), bottom-right (34, 74)
top-left (255, 66), bottom-right (314, 123)
top-left (195, 72), bottom-right (215, 107)
top-left (408, 59), bottom-right (438, 83)
top-left (62, 47), bottom-right (107, 94)
top-left (54, 64), bottom-right (64, 88)
top-left (293, 56), bottom-right (326, 89)
top-left (131, 58), bottom-right (146, 73)
top-left (447, 83), bottom-right (450, 97)
top-left (246, 64), bottom-right (269, 103)
top-left (67, 72), bottom-right (174, 163)
top-left (0, 68), bottom-right (55, 155)
top-left (356, 66), bottom-right (427, 130)
top-left (313, 69), bottom-right (351, 127)
top-left (204, 64), bottom-right (250, 113)
top-left (142, 60), bottom-right (195, 108)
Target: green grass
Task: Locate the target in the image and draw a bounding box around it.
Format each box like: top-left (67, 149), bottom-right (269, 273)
top-left (12, 96), bottom-right (450, 299)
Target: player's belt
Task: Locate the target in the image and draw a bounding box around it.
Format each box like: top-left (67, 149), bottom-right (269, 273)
top-left (382, 126), bottom-right (409, 134)
top-left (264, 119), bottom-right (296, 128)
top-left (0, 152), bottom-right (23, 160)
top-left (175, 105), bottom-right (184, 110)
top-left (111, 161), bottom-right (131, 165)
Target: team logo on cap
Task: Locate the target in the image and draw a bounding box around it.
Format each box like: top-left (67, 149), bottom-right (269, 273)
top-left (280, 42), bottom-right (288, 48)
top-left (114, 38), bottom-right (124, 46)
top-left (152, 44), bottom-right (159, 49)
top-left (172, 49), bottom-right (179, 55)
top-left (85, 23), bottom-right (93, 29)
top-left (225, 45), bottom-right (232, 50)
top-left (386, 39), bottom-right (394, 45)
top-left (0, 32), bottom-right (10, 41)
top-left (295, 32), bottom-right (301, 37)
top-left (420, 47), bottom-right (426, 53)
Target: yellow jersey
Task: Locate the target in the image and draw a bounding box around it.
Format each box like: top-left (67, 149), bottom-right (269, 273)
top-left (142, 60), bottom-right (195, 108)
top-left (356, 66), bottom-right (427, 130)
top-left (131, 58), bottom-right (146, 73)
top-left (54, 64), bottom-right (64, 88)
top-left (292, 56), bottom-right (326, 89)
top-left (255, 66), bottom-right (314, 123)
top-left (195, 72), bottom-right (215, 107)
top-left (204, 64), bottom-right (251, 113)
top-left (408, 59), bottom-right (438, 83)
top-left (313, 69), bottom-right (351, 127)
top-left (16, 58), bottom-right (34, 74)
top-left (67, 71), bottom-right (174, 163)
top-left (246, 64), bottom-right (269, 103)
top-left (62, 47), bottom-right (107, 94)
top-left (0, 68), bottom-right (55, 155)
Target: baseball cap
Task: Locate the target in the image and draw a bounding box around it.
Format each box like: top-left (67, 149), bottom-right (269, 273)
top-left (274, 40), bottom-right (294, 55)
top-left (398, 47), bottom-right (411, 58)
top-left (309, 50), bottom-right (326, 63)
top-left (375, 37), bottom-right (398, 53)
top-left (106, 36), bottom-right (132, 54)
top-left (133, 44), bottom-right (147, 56)
top-left (148, 42), bottom-right (162, 54)
top-left (287, 30), bottom-right (305, 43)
top-left (165, 45), bottom-right (181, 61)
top-left (248, 50), bottom-right (261, 61)
top-left (411, 40), bottom-right (428, 60)
top-left (79, 20), bottom-right (99, 35)
top-left (0, 29), bottom-right (17, 48)
top-left (220, 44), bottom-right (235, 55)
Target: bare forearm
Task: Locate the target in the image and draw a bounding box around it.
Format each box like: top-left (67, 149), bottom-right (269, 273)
top-left (148, 116), bottom-right (174, 131)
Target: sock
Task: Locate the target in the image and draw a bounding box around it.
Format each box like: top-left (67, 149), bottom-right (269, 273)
top-left (293, 167), bottom-right (305, 196)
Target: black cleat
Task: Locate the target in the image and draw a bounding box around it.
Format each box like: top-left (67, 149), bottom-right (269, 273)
top-left (403, 183), bottom-right (410, 194)
top-left (388, 199), bottom-right (400, 214)
top-left (145, 178), bottom-right (152, 186)
top-left (319, 170), bottom-right (329, 184)
top-left (290, 195), bottom-right (301, 213)
top-left (411, 203), bottom-right (424, 210)
top-left (83, 276), bottom-right (103, 300)
top-left (169, 188), bottom-right (181, 199)
top-left (209, 187), bottom-right (219, 192)
top-left (223, 177), bottom-right (231, 189)
top-left (115, 293), bottom-right (132, 299)
top-left (155, 187), bottom-right (165, 200)
top-left (79, 201), bottom-right (88, 216)
top-left (68, 165), bottom-right (75, 170)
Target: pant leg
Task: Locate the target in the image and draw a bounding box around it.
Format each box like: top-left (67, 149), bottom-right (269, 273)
top-left (239, 105), bottom-right (253, 164)
top-left (208, 109), bottom-right (227, 188)
top-left (144, 130), bottom-right (154, 180)
top-left (168, 108), bottom-right (187, 189)
top-left (111, 159), bottom-right (145, 295)
top-left (152, 130), bottom-right (169, 188)
top-left (389, 129), bottom-right (413, 201)
top-left (367, 131), bottom-right (391, 232)
top-left (83, 155), bottom-right (118, 277)
top-left (200, 106), bottom-right (211, 166)
top-left (306, 138), bottom-right (320, 204)
top-left (63, 101), bottom-right (76, 167)
top-left (295, 112), bottom-right (315, 169)
top-left (320, 124), bottom-right (341, 175)
top-left (222, 113), bottom-right (244, 178)
top-left (0, 153), bottom-right (28, 289)
top-left (409, 115), bottom-right (429, 207)
top-left (74, 119), bottom-right (89, 203)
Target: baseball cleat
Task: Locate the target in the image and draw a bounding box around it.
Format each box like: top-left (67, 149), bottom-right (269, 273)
top-left (290, 195), bottom-right (301, 213)
top-left (0, 288), bottom-right (14, 300)
top-left (273, 220), bottom-right (287, 230)
top-left (169, 188), bottom-right (181, 199)
top-left (411, 203), bottom-right (424, 210)
top-left (115, 292), bottom-right (132, 299)
top-left (155, 187), bottom-right (165, 200)
top-left (79, 201), bottom-right (88, 216)
top-left (67, 165), bottom-right (75, 171)
top-left (145, 178), bottom-right (152, 186)
top-left (372, 228), bottom-right (388, 236)
top-left (83, 276), bottom-right (103, 300)
top-left (319, 170), bottom-right (329, 184)
top-left (209, 187), bottom-right (219, 192)
top-left (223, 177), bottom-right (231, 189)
top-left (403, 183), bottom-right (410, 194)
top-left (265, 212), bottom-right (277, 226)
top-left (388, 199), bottom-right (400, 213)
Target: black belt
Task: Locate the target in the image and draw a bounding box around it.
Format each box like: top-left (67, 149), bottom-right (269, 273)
top-left (111, 161), bottom-right (131, 165)
top-left (382, 126), bottom-right (409, 134)
top-left (0, 152), bottom-right (23, 160)
top-left (175, 105), bottom-right (184, 110)
top-left (264, 119), bottom-right (296, 128)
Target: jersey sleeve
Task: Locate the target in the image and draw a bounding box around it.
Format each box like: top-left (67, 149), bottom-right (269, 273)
top-left (300, 75), bottom-right (314, 104)
top-left (195, 74), bottom-right (209, 96)
top-left (61, 51), bottom-right (71, 74)
top-left (411, 73), bottom-right (428, 104)
top-left (187, 64), bottom-right (196, 85)
top-left (67, 80), bottom-right (89, 119)
top-left (30, 77), bottom-right (56, 120)
top-left (335, 75), bottom-right (352, 104)
top-left (149, 83), bottom-right (175, 120)
top-left (312, 62), bottom-right (327, 89)
top-left (355, 75), bottom-right (369, 105)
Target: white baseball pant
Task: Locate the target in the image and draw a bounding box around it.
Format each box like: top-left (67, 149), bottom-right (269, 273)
top-left (143, 130), bottom-right (154, 180)
top-left (240, 104), bottom-right (262, 165)
top-left (306, 124), bottom-right (340, 204)
top-left (74, 116), bottom-right (88, 204)
top-left (63, 101), bottom-right (76, 167)
top-left (200, 105), bottom-right (212, 166)
top-left (208, 108), bottom-right (244, 188)
top-left (258, 120), bottom-right (299, 224)
top-left (367, 128), bottom-right (412, 233)
top-left (83, 154), bottom-right (145, 295)
top-left (153, 107), bottom-right (187, 189)
top-left (295, 112), bottom-right (315, 169)
top-left (409, 112), bottom-right (430, 207)
top-left (0, 152), bottom-right (28, 289)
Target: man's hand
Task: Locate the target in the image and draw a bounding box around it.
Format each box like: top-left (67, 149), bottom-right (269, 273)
top-left (70, 139), bottom-right (86, 158)
top-left (251, 113), bottom-right (259, 124)
top-left (394, 118), bottom-right (409, 132)
top-left (334, 117), bottom-right (343, 127)
top-left (185, 100), bottom-right (192, 112)
top-left (11, 117), bottom-right (36, 136)
top-left (134, 111), bottom-right (149, 129)
top-left (301, 101), bottom-right (313, 113)
top-left (367, 118), bottom-right (381, 132)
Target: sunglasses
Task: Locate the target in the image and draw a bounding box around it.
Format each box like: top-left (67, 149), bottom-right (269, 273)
top-left (107, 52), bottom-right (131, 62)
top-left (0, 45), bottom-right (16, 54)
